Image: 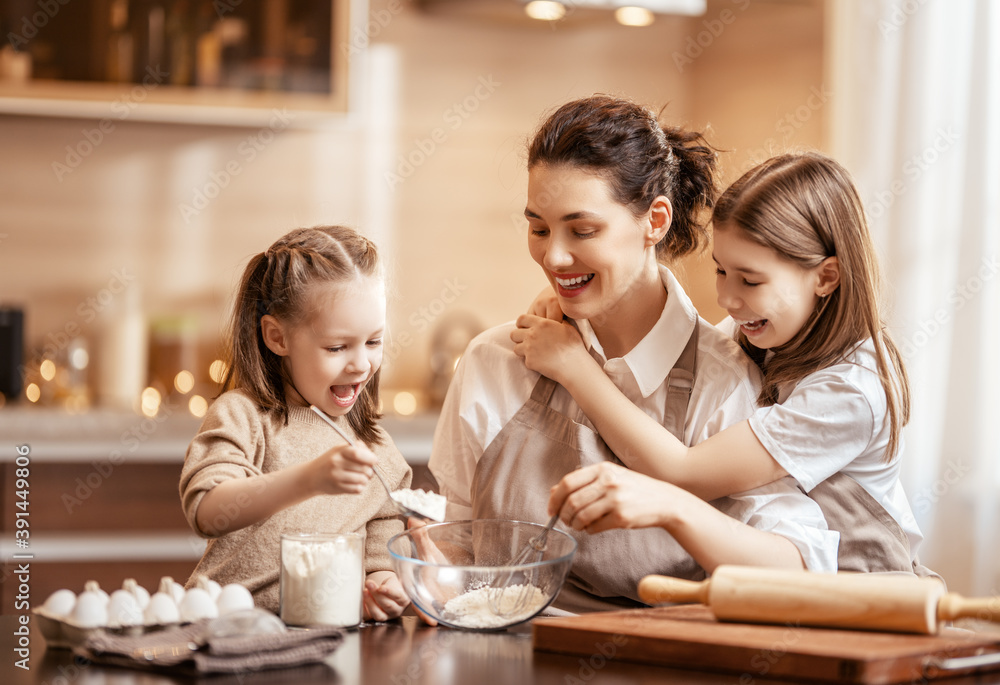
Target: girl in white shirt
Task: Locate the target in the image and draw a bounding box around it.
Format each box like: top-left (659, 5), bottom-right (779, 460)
top-left (514, 152), bottom-right (924, 570)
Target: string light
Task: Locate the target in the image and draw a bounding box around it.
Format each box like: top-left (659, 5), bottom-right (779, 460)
top-left (40, 359), bottom-right (56, 381)
top-left (393, 391), bottom-right (418, 416)
top-left (141, 386), bottom-right (161, 417)
top-left (209, 359), bottom-right (227, 384)
top-left (174, 370), bottom-right (195, 394)
top-left (189, 395), bottom-right (208, 418)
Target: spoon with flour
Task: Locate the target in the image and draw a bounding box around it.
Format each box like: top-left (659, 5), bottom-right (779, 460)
top-left (309, 405), bottom-right (446, 522)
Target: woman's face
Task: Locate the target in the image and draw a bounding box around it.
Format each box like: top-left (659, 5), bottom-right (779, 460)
top-left (525, 163), bottom-right (655, 324)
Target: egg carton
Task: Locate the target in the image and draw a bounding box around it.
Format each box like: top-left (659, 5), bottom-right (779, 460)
top-left (32, 607), bottom-right (181, 649)
top-left (35, 576), bottom-right (255, 649)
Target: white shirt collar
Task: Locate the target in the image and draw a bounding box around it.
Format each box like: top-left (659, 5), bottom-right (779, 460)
top-left (576, 265), bottom-right (698, 399)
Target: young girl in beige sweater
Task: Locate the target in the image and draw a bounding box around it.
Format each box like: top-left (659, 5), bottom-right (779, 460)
top-left (180, 225), bottom-right (411, 620)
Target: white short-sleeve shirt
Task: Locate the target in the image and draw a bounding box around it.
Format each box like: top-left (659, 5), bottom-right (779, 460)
top-left (735, 332), bottom-right (923, 558)
top-left (429, 266), bottom-right (840, 572)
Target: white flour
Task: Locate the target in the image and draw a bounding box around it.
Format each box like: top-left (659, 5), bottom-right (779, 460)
top-left (442, 584), bottom-right (547, 629)
top-left (391, 488), bottom-right (447, 522)
top-left (280, 535), bottom-right (363, 627)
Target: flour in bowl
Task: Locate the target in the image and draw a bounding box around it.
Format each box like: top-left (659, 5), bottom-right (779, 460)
top-left (390, 488), bottom-right (447, 522)
top-left (442, 584), bottom-right (547, 629)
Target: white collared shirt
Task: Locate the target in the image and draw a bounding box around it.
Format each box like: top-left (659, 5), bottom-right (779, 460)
top-left (429, 266), bottom-right (840, 572)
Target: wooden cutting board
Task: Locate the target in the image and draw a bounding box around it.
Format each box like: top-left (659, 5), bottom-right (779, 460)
top-left (532, 605), bottom-right (1000, 684)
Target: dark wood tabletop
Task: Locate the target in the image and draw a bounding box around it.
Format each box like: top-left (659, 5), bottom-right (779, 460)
top-left (5, 614), bottom-right (1000, 685)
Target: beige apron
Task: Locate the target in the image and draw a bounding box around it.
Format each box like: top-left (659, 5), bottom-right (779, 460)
top-left (472, 323), bottom-right (708, 612)
top-left (809, 472), bottom-right (940, 580)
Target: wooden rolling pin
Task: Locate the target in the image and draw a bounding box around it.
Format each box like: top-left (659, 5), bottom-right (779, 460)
top-left (638, 565), bottom-right (1000, 634)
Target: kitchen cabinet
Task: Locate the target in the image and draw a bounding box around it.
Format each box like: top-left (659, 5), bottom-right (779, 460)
top-left (0, 0), bottom-right (352, 126)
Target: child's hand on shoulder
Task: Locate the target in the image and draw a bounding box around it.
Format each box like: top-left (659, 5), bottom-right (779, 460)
top-left (528, 286), bottom-right (564, 321)
top-left (363, 570), bottom-right (409, 622)
top-left (511, 314), bottom-right (588, 382)
top-left (307, 443), bottom-right (378, 495)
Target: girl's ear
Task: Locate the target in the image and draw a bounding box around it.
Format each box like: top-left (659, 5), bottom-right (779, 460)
top-left (816, 256), bottom-right (841, 297)
top-left (260, 315), bottom-right (290, 356)
top-left (644, 195), bottom-right (673, 247)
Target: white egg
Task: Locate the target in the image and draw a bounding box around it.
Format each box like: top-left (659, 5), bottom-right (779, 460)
top-left (143, 592), bottom-right (180, 625)
top-left (81, 580), bottom-right (109, 608)
top-left (107, 590), bottom-right (143, 627)
top-left (41, 589), bottom-right (76, 618)
top-left (179, 587), bottom-right (219, 622)
top-left (122, 578), bottom-right (150, 610)
top-left (71, 592), bottom-right (109, 628)
top-left (216, 584), bottom-right (255, 615)
top-left (199, 577), bottom-right (222, 602)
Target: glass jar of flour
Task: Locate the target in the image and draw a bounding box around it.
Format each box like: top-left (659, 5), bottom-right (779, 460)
top-left (280, 531), bottom-right (365, 628)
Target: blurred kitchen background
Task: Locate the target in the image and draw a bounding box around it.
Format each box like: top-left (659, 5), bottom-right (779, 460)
top-left (0, 0), bottom-right (997, 607)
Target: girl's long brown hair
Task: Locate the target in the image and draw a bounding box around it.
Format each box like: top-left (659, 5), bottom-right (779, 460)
top-left (220, 225), bottom-right (384, 445)
top-left (714, 152), bottom-right (910, 462)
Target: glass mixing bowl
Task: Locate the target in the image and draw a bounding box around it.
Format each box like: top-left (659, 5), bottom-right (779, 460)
top-left (388, 519), bottom-right (577, 630)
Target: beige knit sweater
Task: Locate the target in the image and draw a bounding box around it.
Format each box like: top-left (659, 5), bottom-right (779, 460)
top-left (179, 389), bottom-right (412, 612)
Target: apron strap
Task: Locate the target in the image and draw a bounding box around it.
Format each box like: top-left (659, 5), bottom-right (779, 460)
top-left (529, 374), bottom-right (559, 406)
top-left (663, 320), bottom-right (699, 440)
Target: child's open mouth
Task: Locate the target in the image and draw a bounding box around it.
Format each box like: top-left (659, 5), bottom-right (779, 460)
top-left (738, 318), bottom-right (768, 334)
top-left (331, 384), bottom-right (360, 407)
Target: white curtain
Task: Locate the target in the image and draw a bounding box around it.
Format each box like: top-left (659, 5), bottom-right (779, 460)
top-left (829, 0), bottom-right (1000, 595)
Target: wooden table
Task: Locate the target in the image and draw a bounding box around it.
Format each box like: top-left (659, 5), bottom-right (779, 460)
top-left (5, 615), bottom-right (1000, 685)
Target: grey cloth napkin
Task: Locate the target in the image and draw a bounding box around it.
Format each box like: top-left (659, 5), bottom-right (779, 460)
top-left (74, 619), bottom-right (344, 675)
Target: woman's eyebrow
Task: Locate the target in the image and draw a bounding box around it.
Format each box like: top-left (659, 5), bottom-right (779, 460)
top-left (523, 208), bottom-right (602, 221)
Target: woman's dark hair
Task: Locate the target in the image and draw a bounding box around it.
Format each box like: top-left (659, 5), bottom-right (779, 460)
top-left (221, 225), bottom-right (384, 445)
top-left (527, 94), bottom-right (719, 259)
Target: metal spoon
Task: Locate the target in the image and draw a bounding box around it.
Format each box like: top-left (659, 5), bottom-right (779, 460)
top-left (308, 405), bottom-right (432, 521)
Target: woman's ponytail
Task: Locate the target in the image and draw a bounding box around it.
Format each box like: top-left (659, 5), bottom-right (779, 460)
top-left (657, 125), bottom-right (719, 259)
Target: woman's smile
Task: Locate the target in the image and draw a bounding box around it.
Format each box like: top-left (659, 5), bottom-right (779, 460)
top-left (552, 272), bottom-right (595, 297)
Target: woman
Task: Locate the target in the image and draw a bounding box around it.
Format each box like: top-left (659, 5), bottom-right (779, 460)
top-left (428, 95), bottom-right (838, 612)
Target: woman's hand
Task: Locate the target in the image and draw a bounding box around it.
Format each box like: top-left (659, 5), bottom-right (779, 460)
top-left (511, 314), bottom-right (590, 383)
top-left (548, 463), bottom-right (672, 534)
top-left (306, 443), bottom-right (377, 496)
top-left (363, 571), bottom-right (410, 622)
top-left (528, 286), bottom-right (564, 321)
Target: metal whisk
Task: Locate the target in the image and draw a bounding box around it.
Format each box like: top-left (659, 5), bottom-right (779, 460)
top-left (487, 513), bottom-right (560, 617)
